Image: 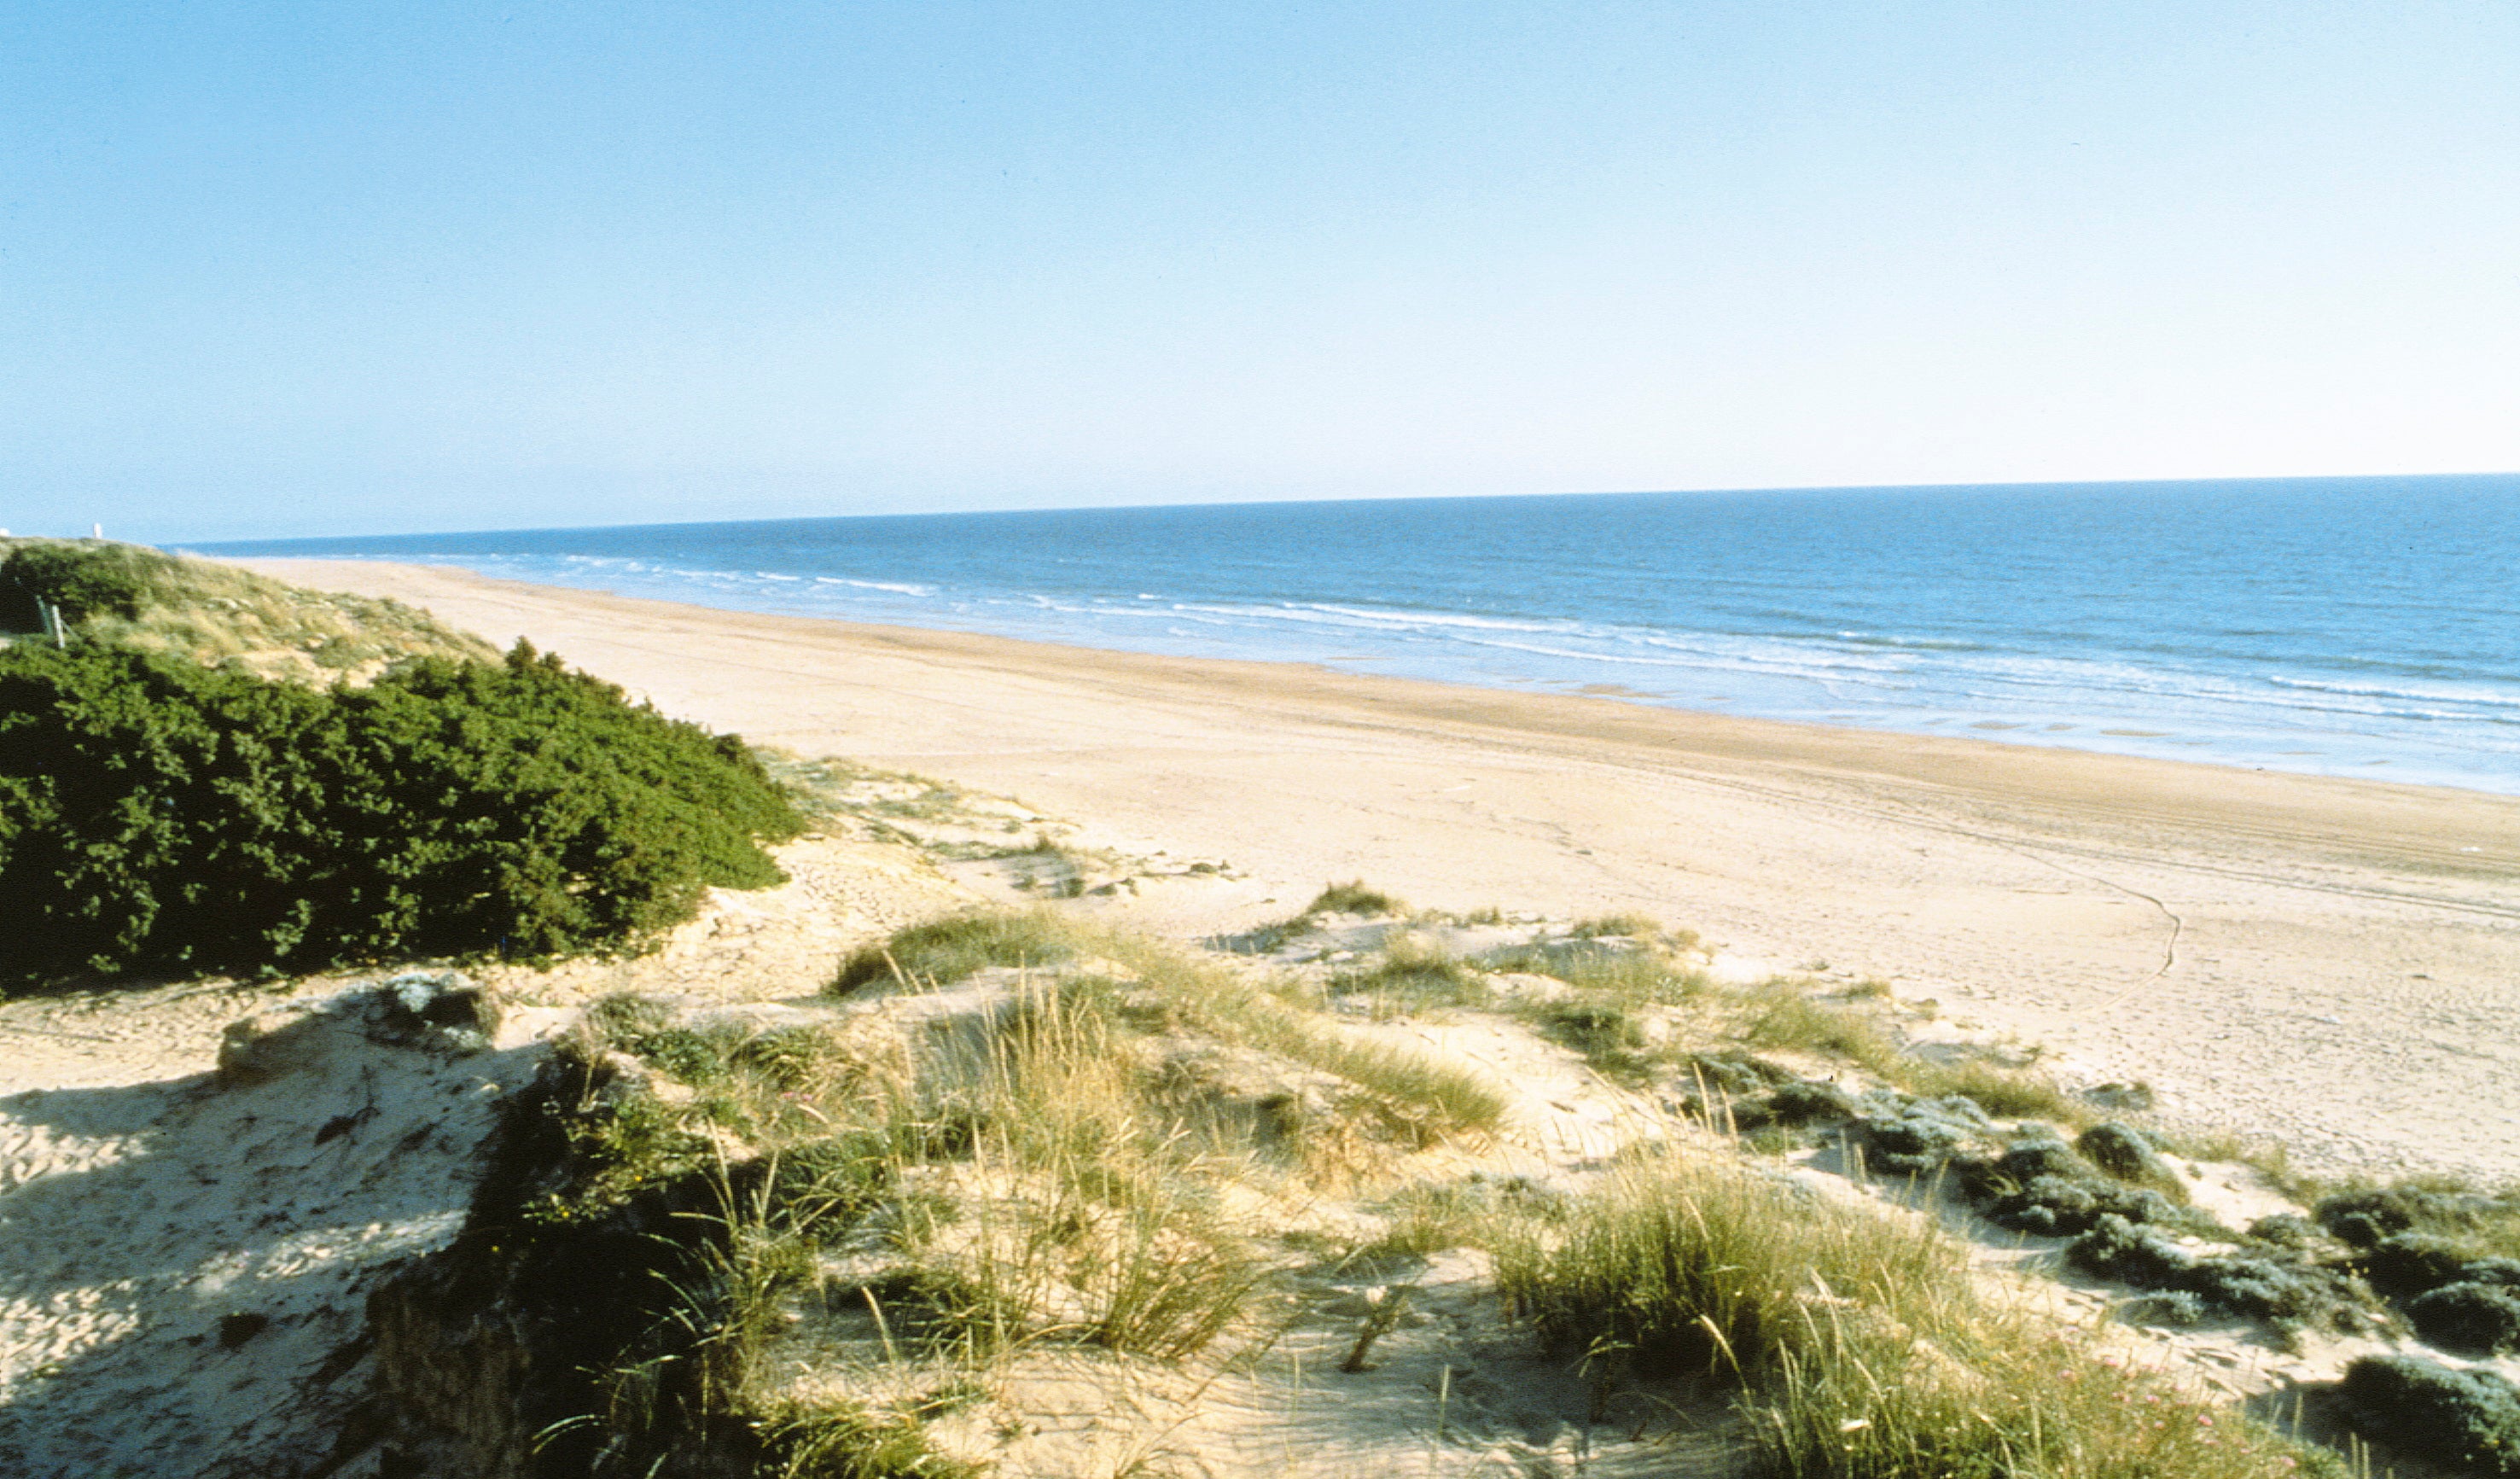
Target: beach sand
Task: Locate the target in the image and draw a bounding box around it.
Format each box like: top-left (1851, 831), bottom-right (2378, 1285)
top-left (242, 559), bottom-right (2520, 1181)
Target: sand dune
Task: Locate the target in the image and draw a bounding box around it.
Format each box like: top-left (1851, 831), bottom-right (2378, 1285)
top-left (240, 559), bottom-right (2520, 1181)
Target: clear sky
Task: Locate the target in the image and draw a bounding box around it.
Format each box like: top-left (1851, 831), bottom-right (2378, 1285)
top-left (5, 3), bottom-right (2517, 542)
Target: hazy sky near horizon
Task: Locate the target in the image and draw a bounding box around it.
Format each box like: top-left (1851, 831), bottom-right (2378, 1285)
top-left (6, 3), bottom-right (2518, 542)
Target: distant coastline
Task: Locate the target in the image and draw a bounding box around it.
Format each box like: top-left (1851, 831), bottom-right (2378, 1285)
top-left (204, 476), bottom-right (2520, 795)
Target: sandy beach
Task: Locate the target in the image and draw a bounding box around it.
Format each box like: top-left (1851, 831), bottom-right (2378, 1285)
top-left (241, 558), bottom-right (2520, 1181)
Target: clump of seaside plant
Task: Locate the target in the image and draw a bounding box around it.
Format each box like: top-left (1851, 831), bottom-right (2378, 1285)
top-left (2339, 1356), bottom-right (2520, 1476)
top-left (0, 638), bottom-right (800, 986)
top-left (2317, 1183), bottom-right (2520, 1354)
top-left (1304, 879), bottom-right (1408, 917)
top-left (0, 538), bottom-right (495, 675)
top-left (1494, 1145), bottom-right (2333, 1478)
top-left (829, 911), bottom-right (1081, 992)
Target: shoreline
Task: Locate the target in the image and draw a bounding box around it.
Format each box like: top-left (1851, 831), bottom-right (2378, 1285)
top-left (198, 543), bottom-right (2520, 798)
top-left (240, 556), bottom-right (2520, 1181)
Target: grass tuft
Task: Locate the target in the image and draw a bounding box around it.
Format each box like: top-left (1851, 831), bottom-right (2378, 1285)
top-left (1899, 1056), bottom-right (2092, 1126)
top-left (830, 911), bottom-right (1080, 993)
top-left (830, 910), bottom-right (1510, 1150)
top-left (1568, 911), bottom-right (1703, 953)
top-left (1496, 1146), bottom-right (2335, 1478)
top-left (1328, 932), bottom-right (1491, 1013)
top-left (1304, 880), bottom-right (1408, 917)
top-left (1485, 938), bottom-right (1708, 1008)
top-left (1738, 984), bottom-right (1900, 1074)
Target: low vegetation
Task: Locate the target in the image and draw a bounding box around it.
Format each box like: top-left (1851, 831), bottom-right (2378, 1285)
top-left (9, 554), bottom-right (2495, 1476)
top-left (0, 632), bottom-right (800, 987)
top-left (1493, 1147), bottom-right (2331, 1478)
top-left (829, 911), bottom-right (1079, 993)
top-left (1326, 930), bottom-right (1493, 1013)
top-left (1488, 931), bottom-right (1711, 1007)
top-left (350, 875), bottom-right (2517, 1477)
top-left (379, 910), bottom-right (1532, 1473)
top-left (1304, 879), bottom-right (1407, 917)
top-left (0, 538), bottom-right (495, 679)
top-left (2313, 1182), bottom-right (2520, 1355)
top-left (764, 749), bottom-right (1176, 900)
top-left (2338, 1356), bottom-right (2520, 1476)
top-left (830, 910), bottom-right (1510, 1140)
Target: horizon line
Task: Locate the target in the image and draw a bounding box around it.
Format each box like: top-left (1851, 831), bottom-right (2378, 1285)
top-left (182, 467), bottom-right (2520, 550)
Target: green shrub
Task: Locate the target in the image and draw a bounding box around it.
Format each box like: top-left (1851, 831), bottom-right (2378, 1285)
top-left (1304, 879), bottom-right (1406, 917)
top-left (2410, 1282), bottom-right (2520, 1355)
top-left (0, 639), bottom-right (799, 985)
top-left (2319, 1183), bottom-right (2520, 1261)
top-left (2340, 1356), bottom-right (2520, 1476)
top-left (2067, 1214), bottom-right (2368, 1330)
top-left (2360, 1233), bottom-right (2480, 1296)
top-left (2077, 1121), bottom-right (2188, 1200)
top-left (0, 539), bottom-right (494, 675)
top-left (3, 539), bottom-right (198, 620)
top-left (829, 911), bottom-right (1079, 993)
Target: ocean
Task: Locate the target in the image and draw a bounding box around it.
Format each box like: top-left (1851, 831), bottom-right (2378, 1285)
top-left (207, 475), bottom-right (2520, 795)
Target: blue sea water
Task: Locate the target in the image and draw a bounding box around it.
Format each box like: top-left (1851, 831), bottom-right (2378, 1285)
top-left (207, 476), bottom-right (2520, 795)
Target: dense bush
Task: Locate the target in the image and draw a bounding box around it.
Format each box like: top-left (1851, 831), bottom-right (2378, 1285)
top-left (0, 640), bottom-right (800, 985)
top-left (2410, 1281), bottom-right (2520, 1355)
top-left (2318, 1185), bottom-right (2520, 1253)
top-left (2363, 1232), bottom-right (2490, 1296)
top-left (2068, 1213), bottom-right (2370, 1329)
top-left (2340, 1356), bottom-right (2520, 1476)
top-left (0, 539), bottom-right (496, 678)
top-left (1, 539), bottom-right (177, 620)
top-left (1857, 1093), bottom-right (1991, 1174)
top-left (2077, 1121), bottom-right (2187, 1197)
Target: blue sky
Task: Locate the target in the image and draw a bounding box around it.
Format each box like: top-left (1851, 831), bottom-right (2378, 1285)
top-left (5, 3), bottom-right (2517, 541)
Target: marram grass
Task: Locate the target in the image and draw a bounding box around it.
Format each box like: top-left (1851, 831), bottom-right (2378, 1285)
top-left (1496, 1146), bottom-right (2338, 1479)
top-left (831, 911), bottom-right (1510, 1137)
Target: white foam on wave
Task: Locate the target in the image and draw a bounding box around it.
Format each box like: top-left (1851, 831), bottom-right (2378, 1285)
top-left (303, 506), bottom-right (2520, 791)
top-left (1167, 601), bottom-right (1579, 637)
top-left (1830, 631), bottom-right (1990, 652)
top-left (811, 576), bottom-right (934, 596)
top-left (1938, 654), bottom-right (2520, 732)
top-left (2265, 673), bottom-right (2520, 711)
top-left (1299, 603), bottom-right (1579, 635)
